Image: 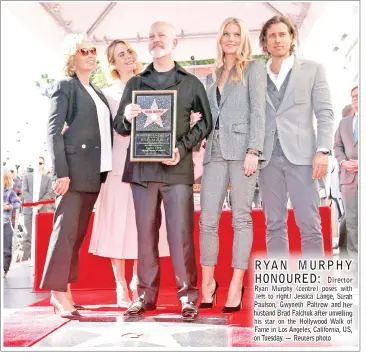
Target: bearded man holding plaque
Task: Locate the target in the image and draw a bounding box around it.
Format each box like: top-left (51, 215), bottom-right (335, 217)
top-left (114, 21), bottom-right (212, 321)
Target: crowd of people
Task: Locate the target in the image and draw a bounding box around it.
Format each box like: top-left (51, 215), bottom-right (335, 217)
top-left (2, 15), bottom-right (358, 322)
top-left (2, 158), bottom-right (54, 275)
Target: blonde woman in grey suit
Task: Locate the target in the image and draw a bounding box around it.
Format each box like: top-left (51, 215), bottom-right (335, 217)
top-left (199, 17), bottom-right (266, 313)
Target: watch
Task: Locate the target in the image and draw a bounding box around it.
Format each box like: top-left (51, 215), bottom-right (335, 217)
top-left (246, 148), bottom-right (261, 156)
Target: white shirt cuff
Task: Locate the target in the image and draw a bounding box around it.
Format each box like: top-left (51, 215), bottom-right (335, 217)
top-left (317, 148), bottom-right (330, 153)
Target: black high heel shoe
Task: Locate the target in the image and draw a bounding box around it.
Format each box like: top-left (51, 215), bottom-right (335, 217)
top-left (50, 298), bottom-right (82, 320)
top-left (199, 280), bottom-right (219, 309)
top-left (73, 304), bottom-right (85, 310)
top-left (221, 286), bottom-right (245, 314)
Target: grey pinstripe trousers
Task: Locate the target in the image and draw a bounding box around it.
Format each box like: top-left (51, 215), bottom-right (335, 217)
top-left (259, 139), bottom-right (324, 257)
top-left (199, 131), bottom-right (257, 270)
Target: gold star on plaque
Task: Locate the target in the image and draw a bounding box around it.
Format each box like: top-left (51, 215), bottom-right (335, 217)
top-left (141, 99), bottom-right (168, 128)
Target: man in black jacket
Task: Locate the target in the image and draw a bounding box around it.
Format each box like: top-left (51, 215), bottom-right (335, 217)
top-left (114, 21), bottom-right (212, 321)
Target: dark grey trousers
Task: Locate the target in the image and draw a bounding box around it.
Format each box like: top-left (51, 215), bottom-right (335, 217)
top-left (131, 182), bottom-right (199, 305)
top-left (341, 183), bottom-right (358, 259)
top-left (3, 222), bottom-right (13, 273)
top-left (40, 191), bottom-right (98, 291)
top-left (22, 213), bottom-right (32, 261)
top-left (341, 183), bottom-right (358, 284)
top-left (259, 139), bottom-right (324, 257)
top-left (338, 213), bottom-right (348, 257)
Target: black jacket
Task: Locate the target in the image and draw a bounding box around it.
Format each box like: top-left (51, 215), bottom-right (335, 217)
top-left (47, 75), bottom-right (113, 192)
top-left (114, 63), bottom-right (212, 186)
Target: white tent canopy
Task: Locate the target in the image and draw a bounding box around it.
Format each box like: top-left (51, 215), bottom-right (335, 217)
top-left (6, 1), bottom-right (320, 62)
top-left (2, 1), bottom-right (326, 168)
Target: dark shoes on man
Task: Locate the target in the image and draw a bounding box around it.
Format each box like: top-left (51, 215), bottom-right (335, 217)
top-left (181, 302), bottom-right (198, 321)
top-left (123, 298), bottom-right (156, 316)
top-left (123, 298), bottom-right (198, 321)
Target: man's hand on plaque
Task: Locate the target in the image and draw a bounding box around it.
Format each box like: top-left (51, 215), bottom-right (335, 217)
top-left (124, 104), bottom-right (142, 122)
top-left (162, 148), bottom-right (180, 166)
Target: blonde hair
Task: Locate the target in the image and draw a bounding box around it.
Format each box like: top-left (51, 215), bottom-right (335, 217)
top-left (3, 170), bottom-right (13, 189)
top-left (214, 17), bottom-right (253, 82)
top-left (105, 40), bottom-right (143, 80)
top-left (63, 33), bottom-right (90, 77)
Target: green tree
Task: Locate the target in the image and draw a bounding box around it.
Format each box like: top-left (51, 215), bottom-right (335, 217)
top-left (36, 55), bottom-right (269, 95)
top-left (177, 58), bottom-right (215, 66)
top-left (35, 73), bottom-right (55, 98)
top-left (90, 60), bottom-right (111, 89)
top-left (253, 54), bottom-right (270, 63)
top-left (177, 55), bottom-right (269, 67)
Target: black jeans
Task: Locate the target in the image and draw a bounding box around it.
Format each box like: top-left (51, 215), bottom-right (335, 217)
top-left (40, 191), bottom-right (98, 291)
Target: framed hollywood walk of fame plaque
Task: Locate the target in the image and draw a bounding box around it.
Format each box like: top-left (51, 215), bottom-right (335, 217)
top-left (130, 90), bottom-right (177, 162)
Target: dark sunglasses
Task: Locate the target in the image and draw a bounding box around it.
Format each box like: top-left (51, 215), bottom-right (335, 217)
top-left (78, 47), bottom-right (97, 56)
top-left (39, 162), bottom-right (44, 165)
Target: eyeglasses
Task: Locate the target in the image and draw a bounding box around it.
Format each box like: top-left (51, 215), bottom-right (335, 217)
top-left (39, 162), bottom-right (44, 166)
top-left (78, 47), bottom-right (97, 56)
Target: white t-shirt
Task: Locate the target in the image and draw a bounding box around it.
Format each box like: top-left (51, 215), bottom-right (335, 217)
top-left (266, 54), bottom-right (295, 91)
top-left (83, 85), bottom-right (113, 172)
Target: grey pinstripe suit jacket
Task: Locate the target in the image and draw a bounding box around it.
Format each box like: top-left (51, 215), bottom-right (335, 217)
top-left (203, 60), bottom-right (267, 165)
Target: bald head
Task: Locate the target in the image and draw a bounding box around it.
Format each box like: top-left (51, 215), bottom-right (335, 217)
top-left (148, 21), bottom-right (178, 59)
top-left (150, 21), bottom-right (177, 38)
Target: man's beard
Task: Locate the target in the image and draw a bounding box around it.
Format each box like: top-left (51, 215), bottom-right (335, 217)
top-left (150, 44), bottom-right (173, 59)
